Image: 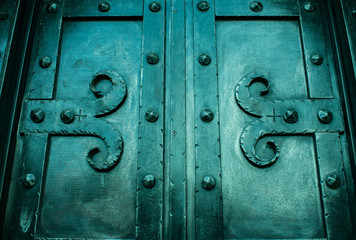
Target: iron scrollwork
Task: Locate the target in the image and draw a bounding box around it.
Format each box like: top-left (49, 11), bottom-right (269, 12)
top-left (235, 74), bottom-right (344, 168)
top-left (21, 71), bottom-right (126, 172)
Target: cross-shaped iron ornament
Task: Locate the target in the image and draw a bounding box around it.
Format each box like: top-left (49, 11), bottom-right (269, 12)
top-left (266, 108), bottom-right (282, 121)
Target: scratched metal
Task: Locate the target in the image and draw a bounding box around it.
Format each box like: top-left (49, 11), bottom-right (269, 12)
top-left (217, 19), bottom-right (326, 238)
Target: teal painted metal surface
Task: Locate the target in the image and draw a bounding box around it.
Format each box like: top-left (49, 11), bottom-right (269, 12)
top-left (1, 0), bottom-right (356, 239)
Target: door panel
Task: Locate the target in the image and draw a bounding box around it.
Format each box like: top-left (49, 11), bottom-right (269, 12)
top-left (214, 0), bottom-right (353, 239)
top-left (217, 20), bottom-right (324, 238)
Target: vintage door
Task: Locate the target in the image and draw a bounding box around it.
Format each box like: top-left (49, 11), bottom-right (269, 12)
top-left (1, 0), bottom-right (356, 239)
top-left (2, 0), bottom-right (166, 239)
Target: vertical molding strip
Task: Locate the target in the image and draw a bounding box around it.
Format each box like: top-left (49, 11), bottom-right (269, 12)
top-left (2, 134), bottom-right (48, 239)
top-left (136, 0), bottom-right (165, 239)
top-left (299, 0), bottom-right (333, 99)
top-left (164, 0), bottom-right (187, 239)
top-left (193, 0), bottom-right (223, 238)
top-left (185, 0), bottom-right (196, 239)
top-left (28, 0), bottom-right (63, 99)
top-left (315, 133), bottom-right (353, 239)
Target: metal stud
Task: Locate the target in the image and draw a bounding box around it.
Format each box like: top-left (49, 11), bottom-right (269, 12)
top-left (23, 174), bottom-right (36, 188)
top-left (250, 1), bottom-right (263, 12)
top-left (283, 109), bottom-right (298, 124)
top-left (147, 53), bottom-right (159, 65)
top-left (310, 54), bottom-right (324, 65)
top-left (325, 173), bottom-right (340, 189)
top-left (47, 3), bottom-right (58, 14)
top-left (149, 2), bottom-right (161, 12)
top-left (197, 1), bottom-right (210, 12)
top-left (304, 2), bottom-right (315, 12)
top-left (60, 109), bottom-right (75, 124)
top-left (198, 54), bottom-right (211, 66)
top-left (0, 12), bottom-right (9, 20)
top-left (145, 108), bottom-right (159, 122)
top-left (317, 109), bottom-right (333, 124)
top-left (200, 109), bottom-right (214, 122)
top-left (142, 175), bottom-right (155, 189)
top-left (30, 108), bottom-right (45, 123)
top-left (39, 56), bottom-right (51, 68)
top-left (202, 176), bottom-right (215, 190)
top-left (98, 2), bottom-right (110, 12)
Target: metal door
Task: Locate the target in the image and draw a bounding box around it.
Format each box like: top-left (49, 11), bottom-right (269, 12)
top-left (2, 0), bottom-right (165, 239)
top-left (189, 0), bottom-right (355, 239)
top-left (1, 0), bottom-right (356, 239)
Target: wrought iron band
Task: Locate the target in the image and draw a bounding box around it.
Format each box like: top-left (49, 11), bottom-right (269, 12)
top-left (236, 74), bottom-right (344, 168)
top-left (21, 71), bottom-right (127, 172)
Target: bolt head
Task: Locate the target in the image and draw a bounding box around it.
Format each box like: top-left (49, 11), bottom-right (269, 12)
top-left (145, 108), bottom-right (159, 122)
top-left (39, 56), bottom-right (51, 68)
top-left (352, 9), bottom-right (356, 18)
top-left (0, 11), bottom-right (9, 20)
top-left (318, 109), bottom-right (333, 124)
top-left (304, 2), bottom-right (315, 12)
top-left (283, 109), bottom-right (298, 124)
top-left (60, 109), bottom-right (75, 124)
top-left (202, 176), bottom-right (216, 190)
top-left (149, 2), bottom-right (161, 12)
top-left (23, 174), bottom-right (36, 188)
top-left (47, 3), bottom-right (58, 13)
top-left (197, 1), bottom-right (210, 12)
top-left (98, 2), bottom-right (110, 12)
top-left (200, 109), bottom-right (214, 122)
top-left (198, 54), bottom-right (211, 66)
top-left (30, 108), bottom-right (45, 123)
top-left (142, 175), bottom-right (155, 189)
top-left (250, 1), bottom-right (263, 12)
top-left (147, 53), bottom-right (159, 65)
top-left (311, 54), bottom-right (324, 65)
top-left (325, 173), bottom-right (341, 189)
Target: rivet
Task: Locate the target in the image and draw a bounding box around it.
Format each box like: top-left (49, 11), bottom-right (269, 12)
top-left (311, 54), bottom-right (324, 65)
top-left (60, 109), bottom-right (75, 124)
top-left (250, 1), bottom-right (263, 12)
top-left (325, 173), bottom-right (340, 189)
top-left (30, 108), bottom-right (45, 123)
top-left (98, 2), bottom-right (110, 12)
top-left (172, 130), bottom-right (177, 136)
top-left (200, 109), bottom-right (214, 122)
top-left (318, 109), bottom-right (333, 124)
top-left (39, 56), bottom-right (51, 68)
top-left (149, 2), bottom-right (161, 12)
top-left (145, 108), bottom-right (159, 122)
top-left (142, 175), bottom-right (155, 189)
top-left (147, 53), bottom-right (159, 65)
top-left (197, 1), bottom-right (210, 12)
top-left (283, 109), bottom-right (298, 124)
top-left (47, 3), bottom-right (58, 13)
top-left (304, 2), bottom-right (315, 12)
top-left (202, 176), bottom-right (215, 190)
top-left (198, 54), bottom-right (211, 66)
top-left (0, 12), bottom-right (9, 20)
top-left (352, 9), bottom-right (356, 18)
top-left (23, 174), bottom-right (36, 188)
